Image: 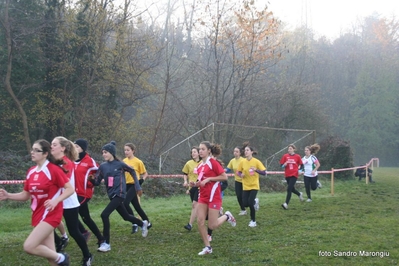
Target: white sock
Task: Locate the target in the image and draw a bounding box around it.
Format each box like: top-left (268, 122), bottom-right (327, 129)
top-left (56, 253), bottom-right (65, 263)
top-left (62, 233), bottom-right (68, 238)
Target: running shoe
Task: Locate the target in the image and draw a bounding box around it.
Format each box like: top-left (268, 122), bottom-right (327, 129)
top-left (97, 242), bottom-right (111, 252)
top-left (225, 211), bottom-right (236, 227)
top-left (248, 220), bottom-right (257, 227)
top-left (131, 224), bottom-right (138, 234)
top-left (57, 253), bottom-right (70, 266)
top-left (298, 192), bottom-right (304, 201)
top-left (184, 223), bottom-right (192, 231)
top-left (198, 246), bottom-right (212, 255)
top-left (81, 253), bottom-right (93, 266)
top-left (142, 220), bottom-right (149, 237)
top-left (56, 237), bottom-right (69, 253)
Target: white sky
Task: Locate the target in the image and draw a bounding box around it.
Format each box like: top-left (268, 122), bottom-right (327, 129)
top-left (268, 0), bottom-right (399, 39)
top-left (122, 0), bottom-right (399, 40)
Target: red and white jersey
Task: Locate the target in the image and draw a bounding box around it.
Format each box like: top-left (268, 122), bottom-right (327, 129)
top-left (24, 160), bottom-right (69, 227)
top-left (280, 153), bottom-right (303, 178)
top-left (196, 157), bottom-right (224, 203)
top-left (74, 154), bottom-right (98, 199)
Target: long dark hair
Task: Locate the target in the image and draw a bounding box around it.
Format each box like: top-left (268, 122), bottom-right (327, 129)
top-left (34, 139), bottom-right (68, 173)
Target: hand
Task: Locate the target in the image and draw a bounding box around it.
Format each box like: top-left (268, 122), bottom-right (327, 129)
top-left (185, 189), bottom-right (190, 195)
top-left (183, 181), bottom-right (188, 187)
top-left (199, 178), bottom-right (210, 187)
top-left (44, 199), bottom-right (57, 212)
top-left (189, 181), bottom-right (197, 187)
top-left (88, 174), bottom-right (95, 180)
top-left (0, 189), bottom-right (8, 201)
top-left (136, 190), bottom-right (143, 197)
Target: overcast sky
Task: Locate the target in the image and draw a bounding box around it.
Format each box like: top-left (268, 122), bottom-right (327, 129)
top-left (268, 0), bottom-right (399, 39)
top-left (126, 0), bottom-right (399, 40)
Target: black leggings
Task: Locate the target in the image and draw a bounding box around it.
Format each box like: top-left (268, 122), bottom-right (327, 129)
top-left (123, 184), bottom-right (149, 221)
top-left (189, 186), bottom-right (199, 202)
top-left (63, 207), bottom-right (91, 258)
top-left (285, 176), bottom-right (300, 204)
top-left (304, 175), bottom-right (318, 199)
top-left (102, 196), bottom-right (143, 243)
top-left (242, 190), bottom-right (258, 221)
top-left (235, 181), bottom-right (245, 211)
top-left (77, 196), bottom-right (104, 242)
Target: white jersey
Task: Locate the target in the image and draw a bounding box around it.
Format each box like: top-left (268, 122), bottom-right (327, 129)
top-left (302, 155), bottom-right (318, 177)
top-left (62, 169), bottom-right (80, 209)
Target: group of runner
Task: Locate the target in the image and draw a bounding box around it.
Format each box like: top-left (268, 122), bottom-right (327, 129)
top-left (0, 138), bottom-right (151, 266)
top-left (181, 142), bottom-right (322, 255)
top-left (0, 138), bottom-right (322, 263)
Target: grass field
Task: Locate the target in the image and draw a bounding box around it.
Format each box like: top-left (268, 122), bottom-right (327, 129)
top-left (0, 167), bottom-right (398, 266)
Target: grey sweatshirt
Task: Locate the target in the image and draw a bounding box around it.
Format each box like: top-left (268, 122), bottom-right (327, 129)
top-left (91, 159), bottom-right (141, 199)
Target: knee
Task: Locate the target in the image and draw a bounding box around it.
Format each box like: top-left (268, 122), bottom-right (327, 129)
top-left (196, 217), bottom-right (205, 226)
top-left (101, 212), bottom-right (109, 220)
top-left (208, 221), bottom-right (217, 230)
top-left (23, 241), bottom-right (35, 255)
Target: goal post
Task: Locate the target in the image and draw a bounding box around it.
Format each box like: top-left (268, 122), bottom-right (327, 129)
top-left (158, 123), bottom-right (316, 174)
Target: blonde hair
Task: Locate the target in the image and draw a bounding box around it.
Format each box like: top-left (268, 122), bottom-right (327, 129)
top-left (54, 136), bottom-right (79, 161)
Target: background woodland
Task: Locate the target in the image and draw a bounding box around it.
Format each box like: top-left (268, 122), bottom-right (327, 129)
top-left (1, 0), bottom-right (398, 174)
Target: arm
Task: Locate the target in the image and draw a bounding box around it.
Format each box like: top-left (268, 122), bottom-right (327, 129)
top-left (0, 189), bottom-right (30, 201)
top-left (124, 164), bottom-right (141, 192)
top-left (255, 169), bottom-right (267, 176)
top-left (311, 160), bottom-right (320, 174)
top-left (44, 182), bottom-right (75, 211)
top-left (199, 172), bottom-right (227, 187)
top-left (90, 169), bottom-right (103, 186)
top-left (225, 167), bottom-right (232, 173)
top-left (183, 173), bottom-right (189, 187)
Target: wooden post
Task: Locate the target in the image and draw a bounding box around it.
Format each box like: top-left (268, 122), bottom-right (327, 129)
top-left (331, 168), bottom-right (334, 196)
top-left (366, 166), bottom-right (369, 184)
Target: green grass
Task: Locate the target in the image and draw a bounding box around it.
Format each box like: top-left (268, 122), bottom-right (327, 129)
top-left (0, 167), bottom-right (398, 265)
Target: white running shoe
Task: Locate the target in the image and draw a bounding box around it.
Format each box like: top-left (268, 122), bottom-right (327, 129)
top-left (254, 198), bottom-right (259, 211)
top-left (97, 242), bottom-right (111, 252)
top-left (282, 203), bottom-right (288, 210)
top-left (306, 198), bottom-right (312, 202)
top-left (225, 211), bottom-right (236, 227)
top-left (238, 210), bottom-right (247, 216)
top-left (299, 192), bottom-right (304, 202)
top-left (248, 220), bottom-right (257, 227)
top-left (198, 246), bottom-right (213, 255)
top-left (317, 180), bottom-right (322, 188)
top-left (141, 220), bottom-right (149, 237)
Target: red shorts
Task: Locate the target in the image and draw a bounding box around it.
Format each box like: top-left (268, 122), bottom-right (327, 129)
top-left (197, 198), bottom-right (222, 210)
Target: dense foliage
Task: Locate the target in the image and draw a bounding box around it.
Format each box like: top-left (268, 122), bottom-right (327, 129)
top-left (1, 0), bottom-right (398, 170)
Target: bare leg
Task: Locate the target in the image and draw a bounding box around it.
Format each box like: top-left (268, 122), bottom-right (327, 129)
top-left (23, 222), bottom-right (59, 265)
top-left (57, 221), bottom-right (67, 236)
top-left (207, 208), bottom-right (228, 230)
top-left (189, 201), bottom-right (198, 225)
top-left (196, 203), bottom-right (210, 247)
